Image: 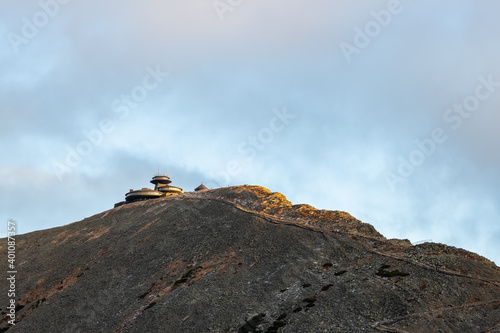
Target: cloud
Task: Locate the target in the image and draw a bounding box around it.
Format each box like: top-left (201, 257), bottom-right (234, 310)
top-left (1, 0), bottom-right (499, 264)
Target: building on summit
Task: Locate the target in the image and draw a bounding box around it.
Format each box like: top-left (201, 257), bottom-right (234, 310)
top-left (194, 183), bottom-right (208, 191)
top-left (115, 175), bottom-right (211, 207)
top-left (115, 174), bottom-right (184, 207)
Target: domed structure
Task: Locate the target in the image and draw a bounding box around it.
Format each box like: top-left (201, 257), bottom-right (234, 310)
top-left (194, 183), bottom-right (208, 192)
top-left (116, 174), bottom-right (184, 206)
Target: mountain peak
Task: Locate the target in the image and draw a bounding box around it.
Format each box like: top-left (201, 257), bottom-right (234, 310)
top-left (163, 185), bottom-right (384, 239)
top-left (1, 185), bottom-right (499, 332)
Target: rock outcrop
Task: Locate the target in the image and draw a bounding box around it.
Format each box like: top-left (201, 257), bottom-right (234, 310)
top-left (1, 185), bottom-right (499, 332)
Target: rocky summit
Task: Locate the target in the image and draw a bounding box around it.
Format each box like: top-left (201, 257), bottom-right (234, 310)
top-left (1, 185), bottom-right (499, 332)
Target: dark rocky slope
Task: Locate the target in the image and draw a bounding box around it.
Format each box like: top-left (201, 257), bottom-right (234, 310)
top-left (1, 185), bottom-right (499, 332)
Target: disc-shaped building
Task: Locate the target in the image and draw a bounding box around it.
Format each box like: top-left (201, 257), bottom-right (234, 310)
top-left (115, 174), bottom-right (184, 207)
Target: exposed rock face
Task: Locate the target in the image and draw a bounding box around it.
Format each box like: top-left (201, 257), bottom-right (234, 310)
top-left (1, 185), bottom-right (499, 332)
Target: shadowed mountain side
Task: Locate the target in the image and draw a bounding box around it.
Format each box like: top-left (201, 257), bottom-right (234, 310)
top-left (1, 185), bottom-right (499, 332)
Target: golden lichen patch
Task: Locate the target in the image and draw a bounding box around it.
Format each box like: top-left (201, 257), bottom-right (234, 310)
top-left (144, 260), bottom-right (185, 300)
top-left (112, 259), bottom-right (186, 333)
top-left (85, 227), bottom-right (111, 241)
top-left (101, 208), bottom-right (118, 219)
top-left (20, 277), bottom-right (47, 305)
top-left (130, 218), bottom-right (159, 238)
top-left (292, 204), bottom-right (316, 211)
top-left (45, 267), bottom-right (82, 299)
top-left (134, 248), bottom-right (241, 303)
top-left (133, 233), bottom-right (154, 249)
top-left (201, 186), bottom-right (384, 238)
top-left (155, 248), bottom-right (240, 298)
top-left (233, 185), bottom-right (273, 197)
top-left (51, 230), bottom-right (68, 243)
top-left (58, 231), bottom-right (81, 244)
top-left (94, 248), bottom-right (112, 259)
top-left (14, 268), bottom-right (83, 323)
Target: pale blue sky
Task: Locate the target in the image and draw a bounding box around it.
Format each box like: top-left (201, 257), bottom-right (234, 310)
top-left (1, 0), bottom-right (499, 264)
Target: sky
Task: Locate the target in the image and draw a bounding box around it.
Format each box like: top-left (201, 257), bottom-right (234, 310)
top-left (1, 0), bottom-right (499, 264)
